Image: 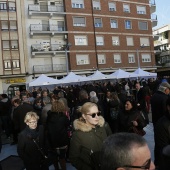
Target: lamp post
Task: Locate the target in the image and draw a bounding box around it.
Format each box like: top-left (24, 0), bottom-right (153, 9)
top-left (65, 42), bottom-right (71, 75)
top-left (136, 45), bottom-right (146, 68)
top-left (136, 49), bottom-right (140, 68)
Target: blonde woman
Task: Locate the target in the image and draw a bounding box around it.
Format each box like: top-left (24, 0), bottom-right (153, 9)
top-left (69, 102), bottom-right (112, 170)
top-left (17, 112), bottom-right (48, 170)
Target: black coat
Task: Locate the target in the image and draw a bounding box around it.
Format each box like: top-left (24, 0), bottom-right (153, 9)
top-left (134, 88), bottom-right (147, 112)
top-left (0, 98), bottom-right (12, 116)
top-left (17, 125), bottom-right (46, 170)
top-left (13, 103), bottom-right (34, 132)
top-left (46, 111), bottom-right (70, 148)
top-left (118, 108), bottom-right (146, 132)
top-left (154, 113), bottom-right (170, 167)
top-left (151, 91), bottom-right (168, 125)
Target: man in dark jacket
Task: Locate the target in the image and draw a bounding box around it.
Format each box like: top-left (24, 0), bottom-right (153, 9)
top-left (151, 82), bottom-right (170, 127)
top-left (134, 82), bottom-right (149, 124)
top-left (72, 90), bottom-right (89, 121)
top-left (13, 96), bottom-right (34, 132)
top-left (0, 94), bottom-right (12, 138)
top-left (154, 96), bottom-right (170, 168)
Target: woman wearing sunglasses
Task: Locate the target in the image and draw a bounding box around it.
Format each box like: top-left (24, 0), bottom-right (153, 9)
top-left (69, 102), bottom-right (112, 170)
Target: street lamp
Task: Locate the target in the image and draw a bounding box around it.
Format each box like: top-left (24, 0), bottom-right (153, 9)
top-left (65, 42), bottom-right (71, 75)
top-left (136, 49), bottom-right (140, 68)
top-left (136, 45), bottom-right (146, 68)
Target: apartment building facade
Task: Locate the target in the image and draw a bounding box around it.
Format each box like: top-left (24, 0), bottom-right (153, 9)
top-left (0, 0), bottom-right (157, 96)
top-left (0, 0), bottom-right (27, 96)
top-left (153, 24), bottom-right (170, 77)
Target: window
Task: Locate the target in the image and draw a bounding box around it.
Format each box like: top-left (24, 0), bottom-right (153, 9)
top-left (128, 54), bottom-right (135, 63)
top-left (108, 2), bottom-right (116, 11)
top-left (76, 54), bottom-right (89, 65)
top-left (10, 21), bottom-right (17, 30)
top-left (12, 60), bottom-right (20, 69)
top-left (137, 5), bottom-right (146, 14)
top-left (4, 60), bottom-right (11, 70)
top-left (9, 2), bottom-right (16, 11)
top-left (126, 36), bottom-right (134, 46)
top-left (11, 40), bottom-right (18, 49)
top-left (125, 20), bottom-right (132, 29)
top-left (140, 37), bottom-right (150, 46)
top-left (94, 18), bottom-right (102, 27)
top-left (73, 17), bottom-right (85, 27)
top-left (112, 36), bottom-right (120, 46)
top-left (110, 19), bottom-right (118, 28)
top-left (96, 36), bottom-right (104, 46)
top-left (98, 54), bottom-right (106, 64)
top-left (3, 40), bottom-right (19, 50)
top-left (114, 54), bottom-right (121, 63)
top-left (1, 21), bottom-right (8, 30)
top-left (72, 0), bottom-right (84, 8)
top-left (138, 21), bottom-right (148, 30)
top-left (142, 54), bottom-right (151, 62)
top-left (93, 0), bottom-right (101, 10)
top-left (75, 35), bottom-right (87, 45)
top-left (123, 4), bottom-right (130, 13)
top-left (0, 2), bottom-right (7, 11)
top-left (2, 41), bottom-right (10, 50)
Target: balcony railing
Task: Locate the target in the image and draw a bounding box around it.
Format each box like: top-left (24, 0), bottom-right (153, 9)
top-left (31, 44), bottom-right (65, 52)
top-left (28, 4), bottom-right (64, 13)
top-left (30, 24), bottom-right (65, 32)
top-left (151, 14), bottom-right (157, 27)
top-left (33, 64), bottom-right (66, 73)
top-left (150, 0), bottom-right (156, 14)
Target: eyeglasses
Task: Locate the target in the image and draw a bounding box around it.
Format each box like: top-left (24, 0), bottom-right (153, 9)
top-left (85, 112), bottom-right (101, 118)
top-left (28, 121), bottom-right (37, 125)
top-left (123, 158), bottom-right (151, 169)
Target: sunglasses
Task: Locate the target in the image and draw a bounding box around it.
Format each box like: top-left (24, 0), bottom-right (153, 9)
top-left (85, 112), bottom-right (101, 118)
top-left (122, 158), bottom-right (151, 169)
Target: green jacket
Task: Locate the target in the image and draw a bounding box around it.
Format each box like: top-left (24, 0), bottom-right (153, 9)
top-left (69, 116), bottom-right (112, 170)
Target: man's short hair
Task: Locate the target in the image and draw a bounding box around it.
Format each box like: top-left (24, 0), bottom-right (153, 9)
top-left (79, 90), bottom-right (88, 101)
top-left (159, 82), bottom-right (170, 90)
top-left (101, 133), bottom-right (147, 170)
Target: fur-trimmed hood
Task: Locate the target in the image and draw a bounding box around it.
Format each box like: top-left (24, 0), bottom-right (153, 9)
top-left (73, 116), bottom-right (105, 132)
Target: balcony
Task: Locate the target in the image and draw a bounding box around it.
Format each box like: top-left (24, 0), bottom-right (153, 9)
top-left (28, 4), bottom-right (65, 16)
top-left (33, 64), bottom-right (66, 73)
top-left (151, 14), bottom-right (158, 27)
top-left (31, 43), bottom-right (66, 56)
top-left (150, 0), bottom-right (156, 14)
top-left (30, 24), bottom-right (66, 36)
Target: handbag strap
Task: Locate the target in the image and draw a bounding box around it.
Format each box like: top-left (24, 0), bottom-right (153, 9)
top-left (32, 139), bottom-right (48, 159)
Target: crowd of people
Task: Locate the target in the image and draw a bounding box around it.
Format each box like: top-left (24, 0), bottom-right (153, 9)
top-left (0, 77), bottom-right (169, 170)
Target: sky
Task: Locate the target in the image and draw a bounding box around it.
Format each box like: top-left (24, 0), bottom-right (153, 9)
top-left (154, 0), bottom-right (170, 29)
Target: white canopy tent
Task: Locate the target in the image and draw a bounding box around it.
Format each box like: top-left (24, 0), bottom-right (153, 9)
top-left (29, 74), bottom-right (61, 87)
top-left (108, 69), bottom-right (138, 79)
top-left (61, 72), bottom-right (90, 84)
top-left (133, 68), bottom-right (157, 78)
top-left (87, 70), bottom-right (111, 81)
